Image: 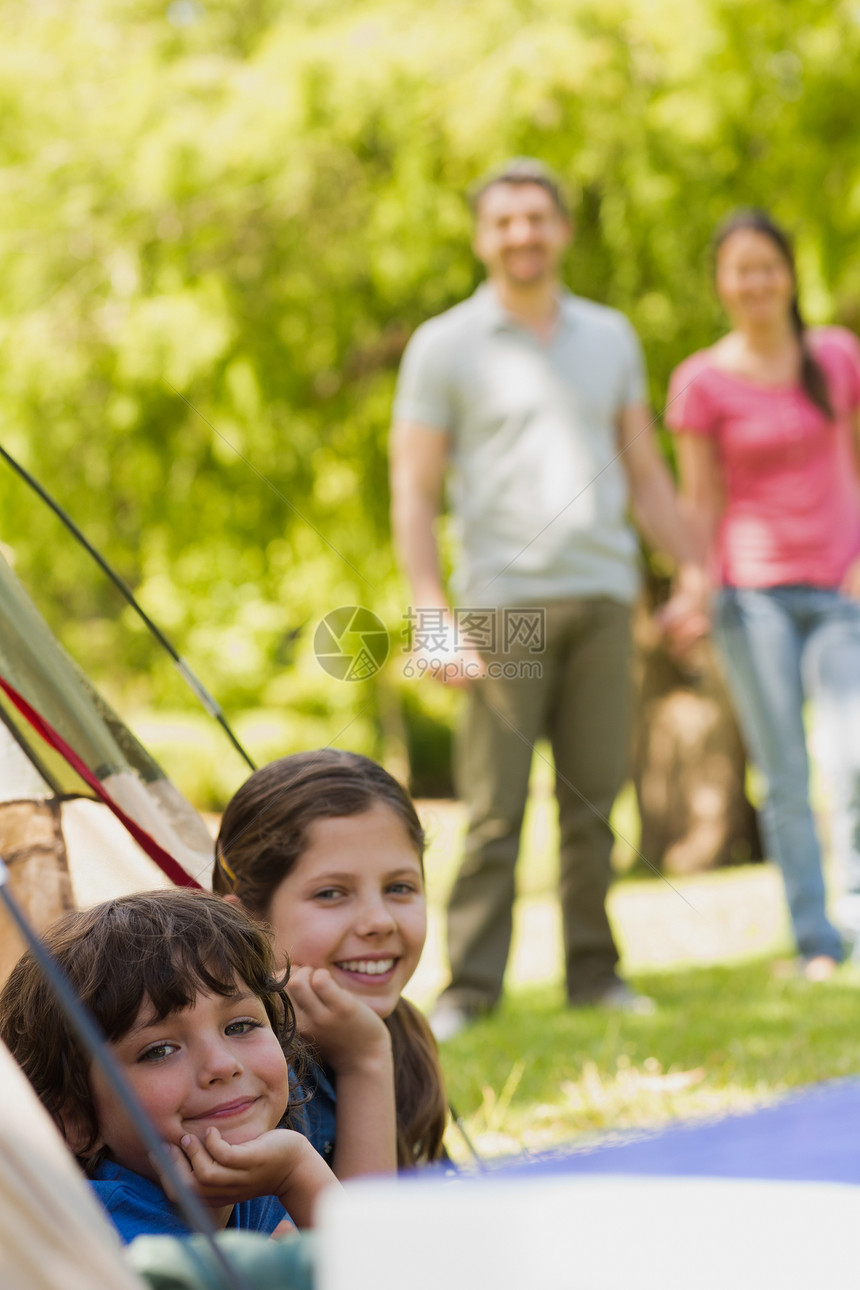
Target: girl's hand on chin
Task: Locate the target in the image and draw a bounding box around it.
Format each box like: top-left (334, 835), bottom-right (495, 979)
top-left (287, 965), bottom-right (392, 1072)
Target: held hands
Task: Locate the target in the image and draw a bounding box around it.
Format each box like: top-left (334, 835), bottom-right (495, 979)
top-left (287, 966), bottom-right (392, 1074)
top-left (657, 561), bottom-right (711, 656)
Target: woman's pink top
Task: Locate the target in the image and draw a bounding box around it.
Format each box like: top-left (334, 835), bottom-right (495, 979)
top-left (666, 327), bottom-right (860, 588)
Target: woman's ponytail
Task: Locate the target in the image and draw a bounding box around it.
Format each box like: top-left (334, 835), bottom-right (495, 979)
top-left (790, 298), bottom-right (834, 419)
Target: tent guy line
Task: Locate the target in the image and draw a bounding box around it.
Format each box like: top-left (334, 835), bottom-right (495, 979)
top-left (0, 438), bottom-right (256, 773)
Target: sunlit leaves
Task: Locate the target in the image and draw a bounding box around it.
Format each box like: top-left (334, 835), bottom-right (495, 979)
top-left (1, 0), bottom-right (859, 785)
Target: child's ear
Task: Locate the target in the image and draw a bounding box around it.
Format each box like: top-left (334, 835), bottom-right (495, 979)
top-left (222, 893), bottom-right (242, 910)
top-left (60, 1104), bottom-right (102, 1158)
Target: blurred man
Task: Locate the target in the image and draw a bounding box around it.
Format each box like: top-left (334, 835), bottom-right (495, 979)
top-left (390, 158), bottom-right (699, 1038)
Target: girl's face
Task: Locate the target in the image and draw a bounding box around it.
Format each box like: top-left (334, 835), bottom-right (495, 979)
top-left (265, 802), bottom-right (427, 1019)
top-left (89, 980), bottom-right (289, 1180)
top-left (715, 227), bottom-right (795, 329)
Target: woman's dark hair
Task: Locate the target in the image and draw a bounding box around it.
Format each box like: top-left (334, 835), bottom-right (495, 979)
top-left (0, 889), bottom-right (297, 1176)
top-left (214, 749), bottom-right (448, 1166)
top-left (713, 208), bottom-right (833, 418)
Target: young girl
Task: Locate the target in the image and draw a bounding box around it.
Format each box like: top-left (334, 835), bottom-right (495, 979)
top-left (213, 749), bottom-right (448, 1177)
top-left (0, 889), bottom-right (337, 1243)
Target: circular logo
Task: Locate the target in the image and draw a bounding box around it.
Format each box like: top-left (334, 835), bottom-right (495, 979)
top-left (314, 606), bottom-right (390, 681)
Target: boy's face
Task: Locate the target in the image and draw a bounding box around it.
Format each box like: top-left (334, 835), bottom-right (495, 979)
top-left (90, 982), bottom-right (289, 1181)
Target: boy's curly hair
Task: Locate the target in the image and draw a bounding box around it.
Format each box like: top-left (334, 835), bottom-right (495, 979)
top-left (0, 888), bottom-right (298, 1175)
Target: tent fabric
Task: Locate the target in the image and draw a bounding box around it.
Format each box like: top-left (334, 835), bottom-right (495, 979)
top-left (0, 675), bottom-right (203, 888)
top-left (0, 551), bottom-right (215, 986)
top-left (0, 1039), bottom-right (147, 1290)
top-left (0, 795), bottom-right (74, 983)
top-left (0, 552), bottom-right (169, 788)
top-left (0, 552), bottom-right (212, 877)
top-left (317, 1173), bottom-right (856, 1290)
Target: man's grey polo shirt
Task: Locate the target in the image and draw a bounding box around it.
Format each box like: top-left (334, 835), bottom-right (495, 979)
top-left (393, 284), bottom-right (646, 609)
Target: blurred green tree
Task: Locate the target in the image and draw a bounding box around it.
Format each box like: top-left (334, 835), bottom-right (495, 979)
top-left (1, 0), bottom-right (858, 819)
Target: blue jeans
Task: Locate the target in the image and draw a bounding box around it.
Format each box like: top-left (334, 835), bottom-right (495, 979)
top-left (713, 586), bottom-right (860, 960)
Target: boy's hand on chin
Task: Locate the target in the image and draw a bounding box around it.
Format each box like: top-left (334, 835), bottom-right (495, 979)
top-left (288, 965), bottom-right (392, 1073)
top-left (170, 1125), bottom-right (317, 1206)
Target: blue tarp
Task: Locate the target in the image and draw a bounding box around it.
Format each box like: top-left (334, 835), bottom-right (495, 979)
top-left (491, 1078), bottom-right (860, 1185)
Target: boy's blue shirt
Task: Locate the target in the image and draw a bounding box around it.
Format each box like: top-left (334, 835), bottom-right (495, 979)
top-left (90, 1159), bottom-right (288, 1245)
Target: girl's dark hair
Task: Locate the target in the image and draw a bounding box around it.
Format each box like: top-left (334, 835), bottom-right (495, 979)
top-left (214, 749), bottom-right (447, 1166)
top-left (0, 889), bottom-right (297, 1176)
top-left (713, 208), bottom-right (833, 418)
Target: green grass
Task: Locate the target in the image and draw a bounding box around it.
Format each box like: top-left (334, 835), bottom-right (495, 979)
top-left (408, 787), bottom-right (860, 1163)
top-left (437, 963), bottom-right (860, 1160)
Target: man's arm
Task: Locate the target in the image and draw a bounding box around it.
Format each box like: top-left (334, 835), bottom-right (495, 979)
top-left (389, 419), bottom-right (483, 685)
top-left (618, 402), bottom-right (710, 647)
top-left (618, 401), bottom-right (697, 567)
top-left (389, 419), bottom-right (451, 610)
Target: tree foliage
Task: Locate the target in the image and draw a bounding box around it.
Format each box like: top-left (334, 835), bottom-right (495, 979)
top-left (2, 0), bottom-right (859, 795)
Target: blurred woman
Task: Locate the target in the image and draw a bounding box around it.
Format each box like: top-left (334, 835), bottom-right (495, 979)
top-left (667, 210), bottom-right (860, 978)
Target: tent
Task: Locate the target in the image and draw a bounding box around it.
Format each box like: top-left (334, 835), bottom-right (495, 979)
top-left (0, 1036), bottom-right (147, 1290)
top-left (0, 550), bottom-right (214, 984)
top-left (319, 1079), bottom-right (860, 1289)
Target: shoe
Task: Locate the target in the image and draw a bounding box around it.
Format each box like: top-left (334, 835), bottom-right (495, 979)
top-left (428, 1001), bottom-right (482, 1042)
top-left (573, 982), bottom-right (657, 1016)
top-left (802, 955), bottom-right (839, 982)
top-left (771, 956), bottom-right (841, 982)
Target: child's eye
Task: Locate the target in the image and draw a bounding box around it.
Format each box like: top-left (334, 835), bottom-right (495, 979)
top-left (225, 1019), bottom-right (264, 1037)
top-left (312, 887), bottom-right (344, 901)
top-left (388, 881), bottom-right (420, 896)
top-left (138, 1042), bottom-right (178, 1064)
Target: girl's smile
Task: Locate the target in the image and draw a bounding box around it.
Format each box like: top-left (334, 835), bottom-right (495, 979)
top-left (264, 802), bottom-right (427, 1018)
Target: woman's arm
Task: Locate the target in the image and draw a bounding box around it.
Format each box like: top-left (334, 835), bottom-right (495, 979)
top-left (618, 402), bottom-right (699, 568)
top-left (841, 408), bottom-right (860, 601)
